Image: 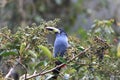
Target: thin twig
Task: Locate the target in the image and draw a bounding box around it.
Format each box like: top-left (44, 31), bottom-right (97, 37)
top-left (39, 65), bottom-right (49, 74)
top-left (0, 33), bottom-right (13, 42)
top-left (17, 61), bottom-right (27, 80)
top-left (25, 43), bottom-right (30, 51)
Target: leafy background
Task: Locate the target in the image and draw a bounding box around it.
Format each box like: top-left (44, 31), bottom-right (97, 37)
top-left (0, 0), bottom-right (120, 80)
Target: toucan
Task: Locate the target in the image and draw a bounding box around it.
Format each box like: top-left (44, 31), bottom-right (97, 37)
top-left (46, 27), bottom-right (69, 79)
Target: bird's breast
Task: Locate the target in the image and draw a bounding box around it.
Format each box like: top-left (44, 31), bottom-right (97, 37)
top-left (53, 35), bottom-right (69, 57)
top-left (54, 37), bottom-right (68, 47)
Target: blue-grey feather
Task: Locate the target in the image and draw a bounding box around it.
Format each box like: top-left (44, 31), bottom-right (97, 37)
top-left (53, 30), bottom-right (69, 57)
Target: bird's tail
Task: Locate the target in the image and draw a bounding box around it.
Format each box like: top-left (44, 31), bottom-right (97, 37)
top-left (51, 61), bottom-right (62, 79)
top-left (51, 60), bottom-right (68, 80)
top-left (50, 60), bottom-right (66, 80)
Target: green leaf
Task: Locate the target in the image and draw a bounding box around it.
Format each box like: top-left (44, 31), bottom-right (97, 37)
top-left (38, 45), bottom-right (52, 59)
top-left (117, 43), bottom-right (120, 57)
top-left (35, 61), bottom-right (48, 69)
top-left (28, 50), bottom-right (37, 58)
top-left (78, 46), bottom-right (85, 51)
top-left (20, 42), bottom-right (26, 54)
top-left (65, 68), bottom-right (76, 74)
top-left (104, 55), bottom-right (110, 58)
top-left (57, 57), bottom-right (67, 63)
top-left (35, 61), bottom-right (44, 69)
top-left (0, 49), bottom-right (18, 56)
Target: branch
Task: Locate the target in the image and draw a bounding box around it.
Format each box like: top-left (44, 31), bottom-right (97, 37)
top-left (25, 47), bottom-right (90, 79)
top-left (17, 62), bottom-right (27, 80)
top-left (5, 60), bottom-right (27, 80)
top-left (0, 33), bottom-right (13, 42)
top-left (5, 68), bottom-right (14, 79)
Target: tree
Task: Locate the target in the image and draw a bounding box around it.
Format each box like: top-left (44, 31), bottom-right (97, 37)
top-left (0, 19), bottom-right (120, 80)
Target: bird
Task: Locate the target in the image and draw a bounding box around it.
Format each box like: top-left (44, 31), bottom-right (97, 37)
top-left (46, 27), bottom-right (69, 79)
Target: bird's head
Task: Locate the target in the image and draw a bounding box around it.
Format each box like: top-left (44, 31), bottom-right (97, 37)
top-left (45, 27), bottom-right (67, 35)
top-left (46, 27), bottom-right (60, 33)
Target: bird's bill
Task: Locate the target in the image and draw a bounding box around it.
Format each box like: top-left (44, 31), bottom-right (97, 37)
top-left (46, 27), bottom-right (60, 33)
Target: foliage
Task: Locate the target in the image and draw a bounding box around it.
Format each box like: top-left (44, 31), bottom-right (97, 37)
top-left (0, 19), bottom-right (58, 79)
top-left (0, 0), bottom-right (82, 31)
top-left (0, 19), bottom-right (120, 80)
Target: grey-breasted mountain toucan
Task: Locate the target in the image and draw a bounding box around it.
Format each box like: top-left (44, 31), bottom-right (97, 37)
top-left (46, 27), bottom-right (69, 79)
